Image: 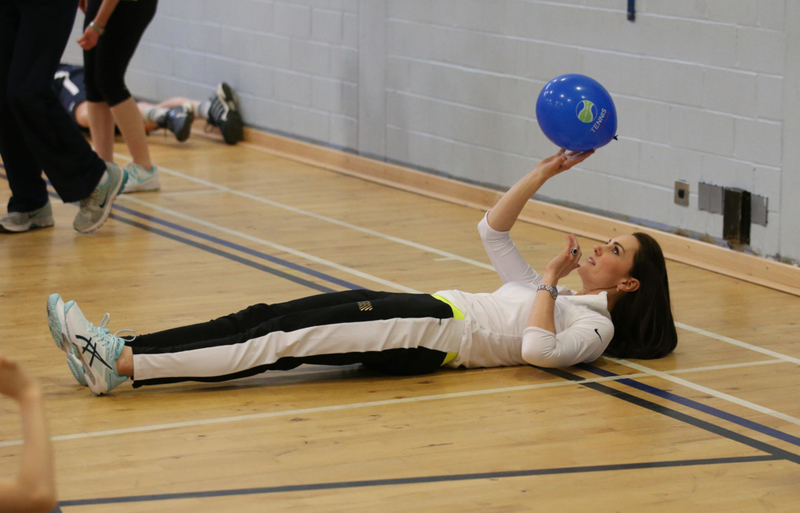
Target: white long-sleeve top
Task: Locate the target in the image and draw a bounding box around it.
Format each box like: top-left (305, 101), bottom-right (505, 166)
top-left (435, 213), bottom-right (614, 369)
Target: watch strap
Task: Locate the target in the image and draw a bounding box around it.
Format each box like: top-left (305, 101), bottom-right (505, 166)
top-left (537, 284), bottom-right (558, 299)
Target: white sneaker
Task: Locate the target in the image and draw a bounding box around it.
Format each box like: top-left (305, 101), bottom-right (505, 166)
top-left (122, 162), bottom-right (160, 193)
top-left (1, 201), bottom-right (54, 233)
top-left (46, 294), bottom-right (88, 386)
top-left (65, 302), bottom-right (131, 396)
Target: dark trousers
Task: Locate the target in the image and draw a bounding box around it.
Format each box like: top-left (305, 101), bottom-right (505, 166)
top-left (83, 0), bottom-right (157, 106)
top-left (130, 290), bottom-right (456, 387)
top-left (0, 0), bottom-right (106, 212)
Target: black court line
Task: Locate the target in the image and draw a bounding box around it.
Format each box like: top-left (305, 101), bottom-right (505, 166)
top-left (112, 203), bottom-right (362, 290)
top-left (0, 171), bottom-right (335, 294)
top-left (579, 363), bottom-right (800, 448)
top-left (109, 213), bottom-right (336, 294)
top-left (4, 168), bottom-right (800, 505)
top-left (56, 454), bottom-right (778, 507)
top-left (0, 170), bottom-right (355, 293)
top-left (541, 367), bottom-right (800, 464)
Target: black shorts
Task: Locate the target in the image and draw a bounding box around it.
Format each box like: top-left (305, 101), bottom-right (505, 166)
top-left (53, 64), bottom-right (86, 125)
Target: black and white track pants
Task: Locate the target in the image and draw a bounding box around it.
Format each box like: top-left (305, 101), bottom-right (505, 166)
top-left (128, 290), bottom-right (464, 387)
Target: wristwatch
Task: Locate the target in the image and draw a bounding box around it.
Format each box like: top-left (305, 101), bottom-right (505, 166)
top-left (537, 284), bottom-right (558, 299)
top-left (89, 21), bottom-right (105, 36)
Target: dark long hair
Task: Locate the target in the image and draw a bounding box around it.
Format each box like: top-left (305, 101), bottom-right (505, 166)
top-left (605, 233), bottom-right (678, 359)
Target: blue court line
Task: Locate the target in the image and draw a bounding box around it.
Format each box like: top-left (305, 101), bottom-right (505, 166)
top-left (109, 213), bottom-right (336, 294)
top-left (111, 203), bottom-right (362, 291)
top-left (579, 363), bottom-right (800, 448)
top-left (56, 454), bottom-right (779, 507)
top-left (4, 167), bottom-right (800, 487)
top-left (0, 169), bottom-right (359, 292)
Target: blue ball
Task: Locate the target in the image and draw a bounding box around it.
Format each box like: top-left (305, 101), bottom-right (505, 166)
top-left (535, 74), bottom-right (618, 152)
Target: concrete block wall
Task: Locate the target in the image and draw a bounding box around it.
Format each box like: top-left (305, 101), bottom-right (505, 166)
top-left (62, 0), bottom-right (800, 262)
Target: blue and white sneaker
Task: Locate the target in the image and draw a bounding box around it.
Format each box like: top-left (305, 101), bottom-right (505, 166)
top-left (73, 162), bottom-right (127, 233)
top-left (46, 294), bottom-right (87, 386)
top-left (65, 302), bottom-right (130, 396)
top-left (121, 162), bottom-right (161, 193)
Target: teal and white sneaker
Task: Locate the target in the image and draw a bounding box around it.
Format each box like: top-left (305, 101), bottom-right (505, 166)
top-left (73, 162), bottom-right (127, 233)
top-left (65, 302), bottom-right (130, 396)
top-left (46, 294), bottom-right (88, 387)
top-left (0, 201), bottom-right (54, 233)
top-left (121, 162), bottom-right (160, 193)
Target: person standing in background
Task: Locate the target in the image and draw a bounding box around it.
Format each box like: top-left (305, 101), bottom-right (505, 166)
top-left (0, 0), bottom-right (126, 234)
top-left (78, 0), bottom-right (161, 193)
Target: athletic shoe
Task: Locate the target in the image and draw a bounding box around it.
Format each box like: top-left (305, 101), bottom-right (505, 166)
top-left (47, 294), bottom-right (88, 387)
top-left (73, 162), bottom-right (127, 233)
top-left (165, 103), bottom-right (194, 142)
top-left (121, 162), bottom-right (161, 193)
top-left (207, 82), bottom-right (243, 145)
top-left (0, 201), bottom-right (54, 233)
top-left (65, 302), bottom-right (129, 396)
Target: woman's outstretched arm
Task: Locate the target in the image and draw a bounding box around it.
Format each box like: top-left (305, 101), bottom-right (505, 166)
top-left (0, 356), bottom-right (57, 513)
top-left (486, 150), bottom-right (592, 232)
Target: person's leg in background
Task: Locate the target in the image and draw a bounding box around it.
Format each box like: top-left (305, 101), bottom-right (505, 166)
top-left (83, 0), bottom-right (158, 193)
top-left (0, 0), bottom-right (123, 234)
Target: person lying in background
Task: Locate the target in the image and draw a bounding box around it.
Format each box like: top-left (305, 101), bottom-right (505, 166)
top-left (54, 63), bottom-right (244, 146)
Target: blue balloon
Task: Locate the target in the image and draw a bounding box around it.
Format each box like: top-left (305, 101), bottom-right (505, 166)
top-left (535, 74), bottom-right (618, 152)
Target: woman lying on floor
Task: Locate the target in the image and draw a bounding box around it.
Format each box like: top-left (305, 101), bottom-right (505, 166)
top-left (47, 149), bottom-right (677, 395)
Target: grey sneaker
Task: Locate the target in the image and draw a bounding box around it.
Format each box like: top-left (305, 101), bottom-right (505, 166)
top-left (0, 201), bottom-right (54, 233)
top-left (73, 163), bottom-right (127, 233)
top-left (121, 162), bottom-right (160, 193)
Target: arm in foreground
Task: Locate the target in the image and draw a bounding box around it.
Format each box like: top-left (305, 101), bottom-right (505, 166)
top-left (481, 150), bottom-right (592, 284)
top-left (0, 357), bottom-right (57, 513)
top-left (522, 316), bottom-right (614, 368)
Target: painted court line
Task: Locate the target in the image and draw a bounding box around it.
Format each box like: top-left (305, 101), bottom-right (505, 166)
top-left (57, 455), bottom-right (779, 506)
top-left (675, 321), bottom-right (800, 366)
top-left (667, 359), bottom-right (785, 374)
top-left (114, 153), bottom-right (496, 271)
top-left (4, 168), bottom-right (799, 456)
top-left (581, 363), bottom-right (800, 448)
top-left (105, 162), bottom-right (800, 437)
top-left (609, 357), bottom-right (800, 427)
top-left (111, 157), bottom-right (800, 370)
top-left (0, 373), bottom-right (652, 448)
top-left (116, 195), bottom-right (419, 293)
top-left (159, 189), bottom-right (226, 196)
top-left (0, 360), bottom-right (786, 449)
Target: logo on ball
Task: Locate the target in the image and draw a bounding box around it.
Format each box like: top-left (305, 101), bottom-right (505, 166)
top-left (576, 100), bottom-right (596, 123)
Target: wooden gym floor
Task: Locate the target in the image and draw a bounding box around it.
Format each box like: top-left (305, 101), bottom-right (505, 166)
top-left (2, 133), bottom-right (800, 512)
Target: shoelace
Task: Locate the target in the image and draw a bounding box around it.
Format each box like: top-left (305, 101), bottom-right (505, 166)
top-left (208, 96), bottom-right (228, 125)
top-left (91, 313), bottom-right (138, 344)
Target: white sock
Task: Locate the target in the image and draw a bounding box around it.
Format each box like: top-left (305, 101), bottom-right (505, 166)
top-left (197, 100), bottom-right (211, 119)
top-left (142, 106), bottom-right (169, 125)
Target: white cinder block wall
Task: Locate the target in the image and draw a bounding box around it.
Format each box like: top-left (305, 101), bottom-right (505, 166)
top-left (63, 0), bottom-right (800, 262)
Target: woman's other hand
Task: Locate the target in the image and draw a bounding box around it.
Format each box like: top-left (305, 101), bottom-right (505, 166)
top-left (543, 234), bottom-right (582, 284)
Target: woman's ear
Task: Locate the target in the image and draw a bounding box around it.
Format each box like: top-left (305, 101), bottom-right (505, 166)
top-left (618, 277), bottom-right (640, 293)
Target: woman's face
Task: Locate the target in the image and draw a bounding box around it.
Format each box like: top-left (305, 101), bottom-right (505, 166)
top-left (578, 234), bottom-right (641, 291)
